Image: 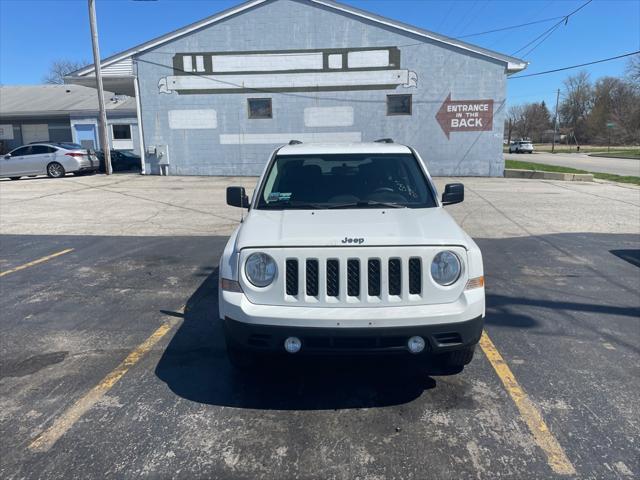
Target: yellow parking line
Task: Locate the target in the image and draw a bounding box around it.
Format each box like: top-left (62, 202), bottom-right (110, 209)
top-left (0, 248), bottom-right (74, 278)
top-left (479, 330), bottom-right (576, 476)
top-left (29, 309), bottom-right (181, 452)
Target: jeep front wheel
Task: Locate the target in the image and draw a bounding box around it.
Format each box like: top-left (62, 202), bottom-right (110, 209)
top-left (444, 345), bottom-right (475, 367)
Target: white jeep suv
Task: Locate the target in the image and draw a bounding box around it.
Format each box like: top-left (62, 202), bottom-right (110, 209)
top-left (219, 140), bottom-right (485, 373)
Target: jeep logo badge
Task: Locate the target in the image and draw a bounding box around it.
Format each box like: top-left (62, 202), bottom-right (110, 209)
top-left (341, 237), bottom-right (365, 244)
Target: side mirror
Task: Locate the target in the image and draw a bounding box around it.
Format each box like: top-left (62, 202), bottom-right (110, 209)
top-left (226, 186), bottom-right (249, 208)
top-left (4, 154), bottom-right (11, 159)
top-left (442, 183), bottom-right (464, 205)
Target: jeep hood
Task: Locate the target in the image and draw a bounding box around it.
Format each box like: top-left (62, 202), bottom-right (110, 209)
top-left (235, 208), bottom-right (471, 249)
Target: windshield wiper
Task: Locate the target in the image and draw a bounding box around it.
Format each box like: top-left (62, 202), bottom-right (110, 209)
top-left (261, 200), bottom-right (407, 210)
top-left (262, 201), bottom-right (326, 209)
top-left (327, 200), bottom-right (407, 209)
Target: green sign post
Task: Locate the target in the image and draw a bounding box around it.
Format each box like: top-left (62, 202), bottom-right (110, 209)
top-left (606, 122), bottom-right (615, 152)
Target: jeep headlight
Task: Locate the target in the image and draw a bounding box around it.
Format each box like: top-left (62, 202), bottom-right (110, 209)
top-left (431, 251), bottom-right (461, 286)
top-left (245, 253), bottom-right (277, 287)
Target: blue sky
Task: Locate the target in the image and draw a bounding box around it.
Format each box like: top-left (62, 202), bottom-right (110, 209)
top-left (1, 0), bottom-right (638, 109)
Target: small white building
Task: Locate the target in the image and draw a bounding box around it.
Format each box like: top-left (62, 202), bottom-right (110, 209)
top-left (0, 84), bottom-right (139, 155)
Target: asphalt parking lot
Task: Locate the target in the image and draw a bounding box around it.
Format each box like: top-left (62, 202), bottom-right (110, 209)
top-left (1, 173), bottom-right (639, 479)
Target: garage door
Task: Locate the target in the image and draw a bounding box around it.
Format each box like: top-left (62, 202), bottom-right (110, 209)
top-left (21, 124), bottom-right (50, 144)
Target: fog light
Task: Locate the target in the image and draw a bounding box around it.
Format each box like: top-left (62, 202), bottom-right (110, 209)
top-left (407, 336), bottom-right (426, 354)
top-left (284, 337), bottom-right (302, 354)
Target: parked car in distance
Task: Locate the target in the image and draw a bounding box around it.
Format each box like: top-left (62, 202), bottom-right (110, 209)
top-left (509, 140), bottom-right (534, 154)
top-left (220, 140), bottom-right (486, 376)
top-left (94, 150), bottom-right (142, 172)
top-left (0, 142), bottom-right (99, 180)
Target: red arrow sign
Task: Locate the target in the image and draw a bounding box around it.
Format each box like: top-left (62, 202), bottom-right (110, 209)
top-left (436, 93), bottom-right (494, 139)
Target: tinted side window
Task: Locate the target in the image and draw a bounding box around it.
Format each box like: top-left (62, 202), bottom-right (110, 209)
top-left (11, 146), bottom-right (31, 156)
top-left (31, 145), bottom-right (50, 154)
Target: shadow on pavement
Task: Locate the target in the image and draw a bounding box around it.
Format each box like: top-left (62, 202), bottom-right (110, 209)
top-left (155, 269), bottom-right (439, 410)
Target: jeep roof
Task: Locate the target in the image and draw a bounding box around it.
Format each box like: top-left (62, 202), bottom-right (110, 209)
top-left (277, 142), bottom-right (412, 156)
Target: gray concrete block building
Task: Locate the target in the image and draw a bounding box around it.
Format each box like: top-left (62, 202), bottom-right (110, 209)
top-left (67, 0), bottom-right (527, 176)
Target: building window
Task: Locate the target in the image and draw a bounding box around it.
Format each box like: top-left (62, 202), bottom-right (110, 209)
top-left (328, 54), bottom-right (342, 69)
top-left (182, 56), bottom-right (193, 72)
top-left (248, 98), bottom-right (272, 119)
top-left (387, 94), bottom-right (412, 116)
top-left (112, 124), bottom-right (132, 140)
top-left (195, 55), bottom-right (205, 72)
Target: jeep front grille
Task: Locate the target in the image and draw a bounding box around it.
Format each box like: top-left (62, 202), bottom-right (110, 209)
top-left (305, 259), bottom-right (319, 297)
top-left (408, 257), bottom-right (421, 294)
top-left (367, 259), bottom-right (381, 296)
top-left (388, 258), bottom-right (401, 296)
top-left (240, 246), bottom-right (468, 308)
top-left (347, 259), bottom-right (360, 297)
top-left (285, 259), bottom-right (298, 296)
top-left (286, 257), bottom-right (422, 301)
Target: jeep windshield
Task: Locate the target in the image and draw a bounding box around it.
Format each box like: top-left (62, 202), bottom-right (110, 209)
top-left (257, 153), bottom-right (437, 210)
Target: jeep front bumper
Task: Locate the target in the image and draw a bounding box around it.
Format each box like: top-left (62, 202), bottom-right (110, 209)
top-left (220, 289), bottom-right (484, 355)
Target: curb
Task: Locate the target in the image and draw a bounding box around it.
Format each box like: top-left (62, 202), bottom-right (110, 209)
top-left (588, 154), bottom-right (639, 160)
top-left (504, 169), bottom-right (593, 182)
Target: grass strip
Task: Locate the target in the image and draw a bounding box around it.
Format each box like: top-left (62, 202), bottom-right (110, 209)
top-left (505, 159), bottom-right (640, 186)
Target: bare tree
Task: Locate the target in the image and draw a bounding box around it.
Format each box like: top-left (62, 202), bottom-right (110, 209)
top-left (505, 105), bottom-right (523, 143)
top-left (43, 59), bottom-right (87, 84)
top-left (559, 71), bottom-right (593, 143)
top-left (626, 55), bottom-right (640, 90)
top-left (605, 77), bottom-right (640, 144)
top-left (507, 102), bottom-right (551, 142)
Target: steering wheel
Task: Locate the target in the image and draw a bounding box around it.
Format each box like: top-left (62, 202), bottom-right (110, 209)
top-left (373, 187), bottom-right (395, 194)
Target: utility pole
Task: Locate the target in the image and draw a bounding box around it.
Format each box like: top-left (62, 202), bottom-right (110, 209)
top-left (88, 0), bottom-right (111, 175)
top-left (551, 88), bottom-right (560, 154)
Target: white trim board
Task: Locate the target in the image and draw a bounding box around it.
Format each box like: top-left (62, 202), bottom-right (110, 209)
top-left (219, 132), bottom-right (362, 144)
top-left (158, 70), bottom-right (417, 93)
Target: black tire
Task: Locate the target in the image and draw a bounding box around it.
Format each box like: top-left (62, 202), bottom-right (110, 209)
top-left (424, 347), bottom-right (475, 375)
top-left (444, 345), bottom-right (476, 367)
top-left (46, 162), bottom-right (65, 178)
top-left (9, 177), bottom-right (20, 180)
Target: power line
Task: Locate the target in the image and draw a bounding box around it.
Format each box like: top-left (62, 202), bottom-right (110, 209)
top-left (457, 0), bottom-right (490, 38)
top-left (436, 1), bottom-right (456, 31)
top-left (450, 0), bottom-right (479, 37)
top-left (508, 51), bottom-right (639, 79)
top-left (512, 0), bottom-right (594, 56)
top-left (146, 17), bottom-right (572, 58)
top-left (520, 22), bottom-right (563, 58)
top-left (457, 16), bottom-right (565, 39)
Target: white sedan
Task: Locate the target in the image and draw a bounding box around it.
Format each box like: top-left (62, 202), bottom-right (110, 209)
top-left (0, 142), bottom-right (99, 180)
top-left (509, 141), bottom-right (534, 154)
